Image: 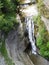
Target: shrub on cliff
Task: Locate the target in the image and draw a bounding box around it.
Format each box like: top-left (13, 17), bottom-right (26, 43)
top-left (0, 0), bottom-right (19, 34)
top-left (33, 15), bottom-right (49, 60)
top-left (0, 0), bottom-right (19, 65)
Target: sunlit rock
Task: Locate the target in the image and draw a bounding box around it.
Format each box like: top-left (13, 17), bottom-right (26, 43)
top-left (20, 5), bottom-right (38, 17)
top-left (19, 0), bottom-right (36, 4)
top-left (43, 0), bottom-right (49, 9)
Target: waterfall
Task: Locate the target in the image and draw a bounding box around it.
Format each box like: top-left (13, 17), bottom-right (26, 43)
top-left (19, 0), bottom-right (38, 55)
top-left (25, 17), bottom-right (37, 54)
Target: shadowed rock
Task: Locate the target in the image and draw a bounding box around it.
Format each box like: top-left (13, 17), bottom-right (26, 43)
top-left (30, 54), bottom-right (49, 65)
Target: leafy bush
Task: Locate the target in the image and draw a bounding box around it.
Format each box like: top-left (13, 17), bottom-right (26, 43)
top-left (0, 0), bottom-right (19, 34)
top-left (0, 14), bottom-right (18, 33)
top-left (0, 0), bottom-right (19, 64)
top-left (47, 42), bottom-right (49, 49)
top-left (1, 0), bottom-right (17, 13)
top-left (0, 1), bottom-right (3, 9)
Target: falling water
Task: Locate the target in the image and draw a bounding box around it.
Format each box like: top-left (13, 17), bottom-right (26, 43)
top-left (25, 17), bottom-right (36, 54)
top-left (19, 0), bottom-right (38, 54)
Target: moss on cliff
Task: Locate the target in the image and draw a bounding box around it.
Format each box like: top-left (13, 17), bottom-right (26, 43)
top-left (37, 0), bottom-right (49, 19)
top-left (33, 15), bottom-right (49, 60)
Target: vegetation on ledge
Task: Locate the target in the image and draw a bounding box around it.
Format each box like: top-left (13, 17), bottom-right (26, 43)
top-left (0, 0), bottom-right (19, 34)
top-left (0, 0), bottom-right (19, 65)
top-left (37, 0), bottom-right (49, 19)
top-left (33, 15), bottom-right (49, 60)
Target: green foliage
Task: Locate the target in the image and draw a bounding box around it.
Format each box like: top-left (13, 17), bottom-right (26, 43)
top-left (0, 0), bottom-right (19, 34)
top-left (1, 0), bottom-right (17, 13)
top-left (37, 0), bottom-right (44, 8)
top-left (47, 42), bottom-right (49, 49)
top-left (0, 14), bottom-right (18, 33)
top-left (37, 36), bottom-right (43, 48)
top-left (33, 15), bottom-right (49, 60)
top-left (16, 0), bottom-right (20, 2)
top-left (0, 0), bottom-right (19, 64)
top-left (0, 1), bottom-right (3, 9)
top-left (40, 47), bottom-right (49, 59)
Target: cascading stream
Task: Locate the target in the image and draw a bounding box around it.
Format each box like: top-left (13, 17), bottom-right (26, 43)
top-left (25, 17), bottom-right (36, 54)
top-left (19, 1), bottom-right (38, 54)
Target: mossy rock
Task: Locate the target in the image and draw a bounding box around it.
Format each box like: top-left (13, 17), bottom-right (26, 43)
top-left (37, 0), bottom-right (49, 19)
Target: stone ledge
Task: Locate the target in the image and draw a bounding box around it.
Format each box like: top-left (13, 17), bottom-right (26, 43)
top-left (41, 16), bottom-right (49, 32)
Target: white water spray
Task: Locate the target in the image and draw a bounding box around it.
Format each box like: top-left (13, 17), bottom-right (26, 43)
top-left (20, 0), bottom-right (38, 54)
top-left (25, 17), bottom-right (37, 54)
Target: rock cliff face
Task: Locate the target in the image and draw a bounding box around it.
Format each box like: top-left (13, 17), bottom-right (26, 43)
top-left (19, 0), bottom-right (36, 4)
top-left (5, 27), bottom-right (34, 65)
top-left (30, 54), bottom-right (49, 65)
top-left (5, 28), bottom-right (49, 65)
top-left (41, 16), bottom-right (49, 32)
top-left (43, 0), bottom-right (49, 9)
top-left (0, 54), bottom-right (6, 65)
top-left (5, 14), bottom-right (34, 65)
top-left (5, 24), bottom-right (49, 65)
top-left (41, 0), bottom-right (49, 32)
